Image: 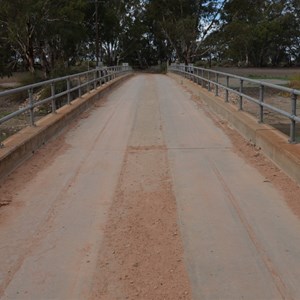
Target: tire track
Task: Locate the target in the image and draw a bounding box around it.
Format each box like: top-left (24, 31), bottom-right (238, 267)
top-left (210, 159), bottom-right (292, 300)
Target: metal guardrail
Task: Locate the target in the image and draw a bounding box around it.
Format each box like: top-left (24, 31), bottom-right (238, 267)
top-left (169, 64), bottom-right (300, 143)
top-left (0, 65), bottom-right (131, 146)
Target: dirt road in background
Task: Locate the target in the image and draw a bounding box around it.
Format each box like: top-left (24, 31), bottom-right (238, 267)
top-left (0, 74), bottom-right (300, 299)
top-left (213, 67), bottom-right (300, 78)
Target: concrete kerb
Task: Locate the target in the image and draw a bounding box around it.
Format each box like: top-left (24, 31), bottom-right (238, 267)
top-left (0, 73), bottom-right (134, 181)
top-left (168, 73), bottom-right (300, 186)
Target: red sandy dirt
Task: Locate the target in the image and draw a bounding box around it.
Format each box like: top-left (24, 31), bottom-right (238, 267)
top-left (89, 75), bottom-right (191, 299)
top-left (0, 105), bottom-right (98, 209)
top-left (178, 77), bottom-right (300, 219)
top-left (0, 133), bottom-right (70, 209)
top-left (89, 146), bottom-right (191, 299)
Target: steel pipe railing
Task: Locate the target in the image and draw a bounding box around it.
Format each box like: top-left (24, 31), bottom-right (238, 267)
top-left (169, 64), bottom-right (300, 143)
top-left (0, 65), bottom-right (132, 146)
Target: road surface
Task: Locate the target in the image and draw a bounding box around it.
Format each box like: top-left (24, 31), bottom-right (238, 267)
top-left (0, 74), bottom-right (300, 299)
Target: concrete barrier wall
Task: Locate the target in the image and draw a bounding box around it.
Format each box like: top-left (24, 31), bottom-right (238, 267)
top-left (0, 73), bottom-right (133, 181)
top-left (169, 73), bottom-right (300, 185)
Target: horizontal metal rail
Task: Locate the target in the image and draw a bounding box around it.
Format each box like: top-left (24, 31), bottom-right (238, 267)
top-left (169, 64), bottom-right (300, 143)
top-left (0, 66), bottom-right (132, 144)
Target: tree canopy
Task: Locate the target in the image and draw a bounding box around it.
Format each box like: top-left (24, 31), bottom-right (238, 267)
top-left (0, 0), bottom-right (299, 76)
top-left (216, 0), bottom-right (300, 67)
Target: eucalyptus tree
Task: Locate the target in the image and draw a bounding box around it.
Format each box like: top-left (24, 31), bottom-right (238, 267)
top-left (84, 0), bottom-right (146, 66)
top-left (0, 0), bottom-right (87, 76)
top-left (285, 0), bottom-right (300, 64)
top-left (101, 0), bottom-right (147, 65)
top-left (218, 0), bottom-right (300, 66)
top-left (145, 0), bottom-right (227, 64)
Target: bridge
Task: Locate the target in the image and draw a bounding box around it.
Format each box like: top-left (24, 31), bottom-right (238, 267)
top-left (0, 67), bottom-right (300, 299)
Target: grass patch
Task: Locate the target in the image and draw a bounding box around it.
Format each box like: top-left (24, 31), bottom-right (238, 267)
top-left (19, 71), bottom-right (45, 86)
top-left (0, 111), bottom-right (11, 118)
top-left (289, 75), bottom-right (300, 90)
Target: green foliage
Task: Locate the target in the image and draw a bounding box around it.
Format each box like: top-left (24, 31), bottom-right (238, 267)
top-left (0, 24), bottom-right (12, 77)
top-left (145, 0), bottom-right (224, 64)
top-left (0, 48), bottom-right (12, 78)
top-left (215, 0), bottom-right (300, 67)
top-left (289, 75), bottom-right (300, 90)
top-left (0, 0), bottom-right (87, 75)
top-left (0, 0), bottom-right (300, 73)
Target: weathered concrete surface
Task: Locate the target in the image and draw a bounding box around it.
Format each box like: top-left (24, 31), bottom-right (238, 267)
top-left (0, 73), bottom-right (133, 182)
top-left (168, 73), bottom-right (300, 186)
top-left (0, 74), bottom-right (300, 299)
top-left (0, 74), bottom-right (140, 299)
top-left (158, 75), bottom-right (300, 299)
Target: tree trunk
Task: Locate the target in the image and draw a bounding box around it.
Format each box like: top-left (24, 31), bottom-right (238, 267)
top-left (40, 45), bottom-right (50, 79)
top-left (245, 51), bottom-right (249, 67)
top-left (25, 51), bottom-right (35, 73)
top-left (26, 20), bottom-right (35, 73)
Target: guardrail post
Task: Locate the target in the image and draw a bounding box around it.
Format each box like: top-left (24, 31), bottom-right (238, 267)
top-left (201, 69), bottom-right (204, 87)
top-left (289, 93), bottom-right (297, 143)
top-left (67, 78), bottom-right (71, 105)
top-left (100, 70), bottom-right (103, 86)
top-left (239, 79), bottom-right (244, 111)
top-left (259, 85), bottom-right (264, 123)
top-left (28, 88), bottom-right (35, 126)
top-left (208, 71), bottom-right (211, 91)
top-left (225, 76), bottom-right (229, 102)
top-left (51, 82), bottom-right (56, 114)
top-left (104, 71), bottom-right (107, 84)
top-left (86, 73), bottom-right (90, 93)
top-left (215, 74), bottom-right (219, 96)
top-left (93, 71), bottom-right (97, 89)
top-left (78, 76), bottom-right (82, 97)
top-left (0, 65), bottom-right (133, 140)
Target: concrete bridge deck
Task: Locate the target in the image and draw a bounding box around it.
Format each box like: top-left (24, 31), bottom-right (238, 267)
top-left (0, 74), bottom-right (300, 299)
